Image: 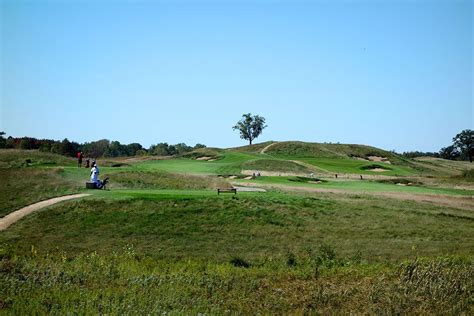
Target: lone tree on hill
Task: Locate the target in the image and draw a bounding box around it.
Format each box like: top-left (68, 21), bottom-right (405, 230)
top-left (233, 113), bottom-right (267, 145)
top-left (453, 129), bottom-right (473, 163)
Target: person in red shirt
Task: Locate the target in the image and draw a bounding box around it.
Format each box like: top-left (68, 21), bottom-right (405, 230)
top-left (77, 151), bottom-right (83, 168)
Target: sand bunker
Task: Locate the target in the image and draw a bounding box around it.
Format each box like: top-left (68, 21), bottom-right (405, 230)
top-left (370, 168), bottom-right (389, 172)
top-left (196, 156), bottom-right (212, 161)
top-left (367, 156), bottom-right (391, 164)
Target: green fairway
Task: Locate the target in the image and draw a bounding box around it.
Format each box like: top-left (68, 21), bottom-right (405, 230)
top-left (132, 151), bottom-right (259, 175)
top-left (295, 157), bottom-right (414, 176)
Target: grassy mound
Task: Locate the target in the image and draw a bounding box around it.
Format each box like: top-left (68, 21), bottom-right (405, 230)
top-left (360, 164), bottom-right (392, 171)
top-left (181, 148), bottom-right (223, 160)
top-left (0, 167), bottom-right (81, 217)
top-left (3, 193), bottom-right (473, 260)
top-left (230, 141), bottom-right (275, 153)
top-left (251, 141), bottom-right (400, 161)
top-left (105, 170), bottom-right (231, 190)
top-left (0, 149), bottom-right (75, 168)
top-left (241, 159), bottom-right (313, 174)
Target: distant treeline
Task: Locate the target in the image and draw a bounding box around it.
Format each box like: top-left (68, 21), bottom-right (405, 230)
top-left (0, 132), bottom-right (205, 158)
top-left (399, 148), bottom-right (469, 161)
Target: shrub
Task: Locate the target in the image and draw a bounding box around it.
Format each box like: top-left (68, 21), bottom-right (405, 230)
top-left (230, 256), bottom-right (250, 268)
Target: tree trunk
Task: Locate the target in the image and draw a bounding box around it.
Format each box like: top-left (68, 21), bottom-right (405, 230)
top-left (249, 139), bottom-right (252, 145)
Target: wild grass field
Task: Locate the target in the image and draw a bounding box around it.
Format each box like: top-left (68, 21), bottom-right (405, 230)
top-left (1, 143), bottom-right (473, 313)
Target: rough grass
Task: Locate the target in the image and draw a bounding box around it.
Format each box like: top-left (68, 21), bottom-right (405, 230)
top-left (230, 141), bottom-right (275, 153)
top-left (105, 170), bottom-right (231, 190)
top-left (259, 141), bottom-right (401, 161)
top-left (0, 168), bottom-right (81, 217)
top-left (2, 193), bottom-right (473, 261)
top-left (458, 169), bottom-right (474, 181)
top-left (0, 249), bottom-right (472, 314)
top-left (0, 149), bottom-right (75, 168)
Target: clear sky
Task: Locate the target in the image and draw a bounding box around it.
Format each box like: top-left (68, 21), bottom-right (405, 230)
top-left (1, 0), bottom-right (472, 152)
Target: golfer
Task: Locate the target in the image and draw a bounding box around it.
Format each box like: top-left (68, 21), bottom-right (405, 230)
top-left (90, 161), bottom-right (100, 187)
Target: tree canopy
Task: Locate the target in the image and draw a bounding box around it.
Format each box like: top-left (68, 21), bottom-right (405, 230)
top-left (452, 129), bottom-right (473, 163)
top-left (232, 113), bottom-right (267, 145)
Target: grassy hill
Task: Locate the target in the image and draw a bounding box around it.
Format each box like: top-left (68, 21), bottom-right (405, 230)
top-left (233, 141), bottom-right (399, 159)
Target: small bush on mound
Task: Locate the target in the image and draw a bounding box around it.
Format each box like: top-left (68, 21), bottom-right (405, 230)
top-left (182, 148), bottom-right (222, 160)
top-left (360, 164), bottom-right (392, 171)
top-left (460, 169), bottom-right (474, 180)
top-left (110, 163), bottom-right (131, 168)
top-left (230, 256), bottom-right (251, 268)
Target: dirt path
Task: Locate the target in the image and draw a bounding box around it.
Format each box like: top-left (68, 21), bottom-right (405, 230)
top-left (0, 194), bottom-right (90, 231)
top-left (260, 142), bottom-right (278, 154)
top-left (233, 186), bottom-right (267, 192)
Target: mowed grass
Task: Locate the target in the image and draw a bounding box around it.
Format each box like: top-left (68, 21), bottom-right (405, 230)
top-left (2, 191), bottom-right (473, 261)
top-left (293, 157), bottom-right (414, 176)
top-left (132, 151), bottom-right (259, 175)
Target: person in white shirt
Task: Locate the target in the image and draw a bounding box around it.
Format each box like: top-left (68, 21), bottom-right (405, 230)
top-left (90, 161), bottom-right (100, 188)
top-left (89, 160), bottom-right (109, 189)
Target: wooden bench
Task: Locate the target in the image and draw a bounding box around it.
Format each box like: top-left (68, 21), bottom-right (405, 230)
top-left (217, 188), bottom-right (237, 195)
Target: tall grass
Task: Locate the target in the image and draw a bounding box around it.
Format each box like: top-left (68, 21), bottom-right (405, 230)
top-left (1, 247), bottom-right (472, 314)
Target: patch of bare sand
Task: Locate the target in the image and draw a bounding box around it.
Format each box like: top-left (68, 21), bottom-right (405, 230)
top-left (367, 156), bottom-right (391, 164)
top-left (0, 194), bottom-right (90, 231)
top-left (370, 168), bottom-right (389, 172)
top-left (196, 156), bottom-right (212, 161)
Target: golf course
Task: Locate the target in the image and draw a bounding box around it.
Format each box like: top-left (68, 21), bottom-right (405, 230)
top-left (1, 141), bottom-right (473, 314)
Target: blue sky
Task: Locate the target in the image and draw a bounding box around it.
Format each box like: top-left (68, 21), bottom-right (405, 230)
top-left (1, 0), bottom-right (472, 152)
